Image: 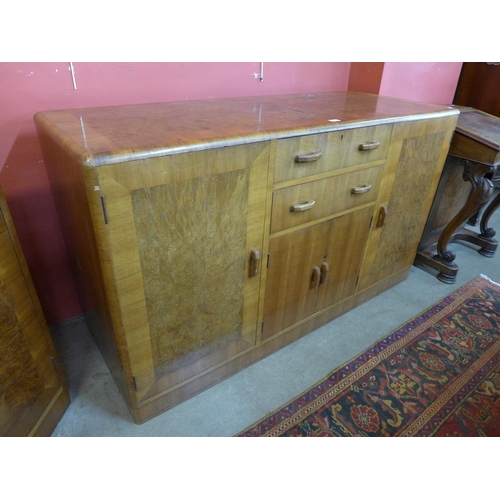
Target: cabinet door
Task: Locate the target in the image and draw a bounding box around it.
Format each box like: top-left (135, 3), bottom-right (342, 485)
top-left (91, 143), bottom-right (270, 405)
top-left (358, 116), bottom-right (457, 291)
top-left (262, 206), bottom-right (373, 340)
top-left (0, 191), bottom-right (69, 436)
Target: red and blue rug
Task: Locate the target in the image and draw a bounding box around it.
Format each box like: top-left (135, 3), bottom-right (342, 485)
top-left (238, 275), bottom-right (500, 436)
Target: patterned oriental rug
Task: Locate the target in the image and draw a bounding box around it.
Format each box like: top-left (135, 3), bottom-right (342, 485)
top-left (238, 275), bottom-right (500, 437)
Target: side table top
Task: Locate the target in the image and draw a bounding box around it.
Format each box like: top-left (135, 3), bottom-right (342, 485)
top-left (455, 107), bottom-right (500, 151)
top-left (450, 107), bottom-right (500, 165)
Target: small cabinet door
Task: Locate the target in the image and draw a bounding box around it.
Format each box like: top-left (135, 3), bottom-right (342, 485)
top-left (0, 188), bottom-right (69, 436)
top-left (262, 206), bottom-right (373, 340)
top-left (91, 143), bottom-right (270, 406)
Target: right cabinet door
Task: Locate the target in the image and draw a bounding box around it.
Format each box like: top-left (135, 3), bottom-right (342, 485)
top-left (262, 206), bottom-right (373, 340)
top-left (358, 116), bottom-right (458, 291)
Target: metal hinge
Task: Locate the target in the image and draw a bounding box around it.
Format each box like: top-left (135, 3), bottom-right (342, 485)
top-left (267, 253), bottom-right (270, 268)
top-left (50, 357), bottom-right (58, 373)
top-left (101, 195), bottom-right (108, 224)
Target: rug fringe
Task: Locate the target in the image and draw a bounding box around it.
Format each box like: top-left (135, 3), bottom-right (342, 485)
top-left (480, 274), bottom-right (500, 287)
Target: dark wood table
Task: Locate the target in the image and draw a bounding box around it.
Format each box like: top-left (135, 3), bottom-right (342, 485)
top-left (415, 107), bottom-right (500, 283)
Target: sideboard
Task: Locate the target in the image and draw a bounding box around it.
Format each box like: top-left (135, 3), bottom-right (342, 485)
top-left (0, 186), bottom-right (69, 436)
top-left (34, 92), bottom-right (458, 423)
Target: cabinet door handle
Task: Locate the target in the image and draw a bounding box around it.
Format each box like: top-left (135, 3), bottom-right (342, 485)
top-left (295, 152), bottom-right (322, 163)
top-left (351, 184), bottom-right (372, 194)
top-left (320, 261), bottom-right (329, 285)
top-left (377, 205), bottom-right (388, 227)
top-left (249, 248), bottom-right (261, 277)
top-left (290, 199), bottom-right (316, 212)
top-left (359, 141), bottom-right (381, 151)
top-left (310, 266), bottom-right (321, 289)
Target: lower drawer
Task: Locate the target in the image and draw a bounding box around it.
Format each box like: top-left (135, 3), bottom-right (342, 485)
top-left (270, 164), bottom-right (384, 233)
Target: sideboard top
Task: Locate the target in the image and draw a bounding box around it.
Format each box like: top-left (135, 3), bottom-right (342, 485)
top-left (34, 91), bottom-right (459, 167)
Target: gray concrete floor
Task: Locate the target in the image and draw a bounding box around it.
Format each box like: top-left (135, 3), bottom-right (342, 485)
top-left (50, 193), bottom-right (500, 436)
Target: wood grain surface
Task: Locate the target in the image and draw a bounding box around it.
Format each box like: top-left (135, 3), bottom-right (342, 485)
top-left (0, 187), bottom-right (69, 436)
top-left (34, 92), bottom-right (456, 166)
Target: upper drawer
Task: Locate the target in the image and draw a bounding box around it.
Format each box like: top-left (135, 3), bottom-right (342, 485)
top-left (274, 124), bottom-right (392, 184)
top-left (270, 164), bottom-right (384, 233)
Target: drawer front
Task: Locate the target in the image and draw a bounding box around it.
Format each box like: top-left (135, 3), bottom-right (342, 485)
top-left (271, 164), bottom-right (384, 233)
top-left (275, 124), bottom-right (392, 184)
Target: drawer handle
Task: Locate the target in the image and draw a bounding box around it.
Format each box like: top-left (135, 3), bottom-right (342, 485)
top-left (290, 199), bottom-right (316, 212)
top-left (295, 152), bottom-right (322, 163)
top-left (310, 266), bottom-right (321, 289)
top-left (320, 261), bottom-right (329, 285)
top-left (351, 184), bottom-right (372, 194)
top-left (359, 141), bottom-right (381, 151)
top-left (249, 248), bottom-right (261, 277)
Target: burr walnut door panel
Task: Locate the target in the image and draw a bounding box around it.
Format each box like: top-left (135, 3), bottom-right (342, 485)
top-left (358, 116), bottom-right (457, 291)
top-left (93, 143), bottom-right (270, 405)
top-left (262, 206), bottom-right (373, 340)
top-left (0, 192), bottom-right (69, 436)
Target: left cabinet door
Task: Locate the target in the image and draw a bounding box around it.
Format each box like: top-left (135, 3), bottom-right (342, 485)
top-left (91, 143), bottom-right (270, 415)
top-left (0, 187), bottom-right (69, 436)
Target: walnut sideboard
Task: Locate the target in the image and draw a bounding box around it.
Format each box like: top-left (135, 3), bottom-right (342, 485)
top-left (0, 186), bottom-right (69, 436)
top-left (34, 92), bottom-right (458, 423)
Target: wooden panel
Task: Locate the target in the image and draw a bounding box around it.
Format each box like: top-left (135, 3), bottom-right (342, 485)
top-left (271, 164), bottom-right (383, 233)
top-left (453, 62), bottom-right (500, 118)
top-left (262, 221), bottom-right (325, 339)
top-left (263, 207), bottom-right (372, 340)
top-left (358, 116), bottom-right (457, 290)
top-left (132, 169), bottom-right (249, 378)
top-left (0, 189), bottom-right (69, 436)
top-left (34, 126), bottom-right (127, 401)
top-left (93, 143), bottom-right (270, 407)
top-left (450, 132), bottom-right (500, 165)
top-left (361, 133), bottom-right (445, 285)
top-left (0, 275), bottom-right (45, 435)
top-left (448, 108), bottom-right (500, 165)
top-left (315, 206), bottom-right (373, 311)
top-left (34, 94), bottom-right (456, 166)
top-left (274, 124), bottom-right (392, 183)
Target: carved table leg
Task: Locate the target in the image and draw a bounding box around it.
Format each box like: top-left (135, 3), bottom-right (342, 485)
top-left (477, 189), bottom-right (500, 257)
top-left (432, 160), bottom-right (495, 283)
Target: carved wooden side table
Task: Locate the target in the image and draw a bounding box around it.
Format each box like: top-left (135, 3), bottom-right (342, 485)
top-left (415, 107), bottom-right (500, 283)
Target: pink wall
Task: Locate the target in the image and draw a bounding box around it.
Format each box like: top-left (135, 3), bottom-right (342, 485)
top-left (378, 62), bottom-right (463, 104)
top-left (348, 63), bottom-right (385, 94)
top-left (0, 62), bottom-right (351, 325)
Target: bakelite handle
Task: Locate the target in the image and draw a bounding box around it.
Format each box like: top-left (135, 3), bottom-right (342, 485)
top-left (291, 199), bottom-right (316, 212)
top-left (351, 184), bottom-right (372, 195)
top-left (320, 262), bottom-right (329, 285)
top-left (377, 205), bottom-right (388, 227)
top-left (249, 248), bottom-right (260, 277)
top-left (359, 141), bottom-right (381, 151)
top-left (310, 266), bottom-right (321, 289)
top-left (295, 152), bottom-right (322, 163)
